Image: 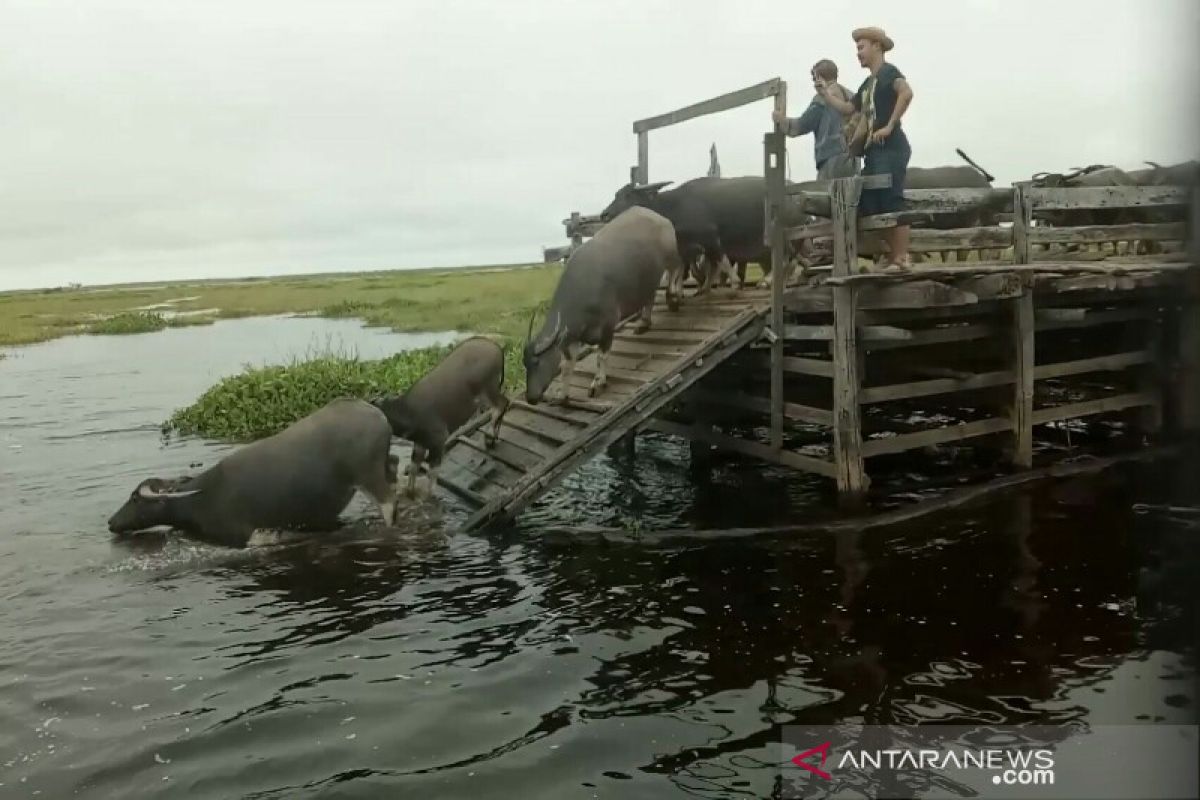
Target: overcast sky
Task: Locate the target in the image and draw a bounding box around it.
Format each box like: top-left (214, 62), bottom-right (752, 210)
top-left (1, 0), bottom-right (1197, 291)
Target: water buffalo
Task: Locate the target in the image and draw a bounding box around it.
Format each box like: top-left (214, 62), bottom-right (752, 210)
top-left (1032, 165), bottom-right (1141, 253)
top-left (599, 175), bottom-right (814, 294)
top-left (524, 205), bottom-right (682, 405)
top-left (372, 336), bottom-right (510, 497)
top-left (107, 398), bottom-right (398, 547)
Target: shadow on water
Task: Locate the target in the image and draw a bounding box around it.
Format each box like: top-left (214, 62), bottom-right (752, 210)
top-left (0, 316), bottom-right (1196, 799)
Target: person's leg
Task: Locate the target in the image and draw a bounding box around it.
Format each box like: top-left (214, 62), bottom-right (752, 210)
top-left (882, 138), bottom-right (912, 271)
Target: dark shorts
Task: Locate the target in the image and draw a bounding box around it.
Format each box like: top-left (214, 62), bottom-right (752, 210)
top-left (859, 129), bottom-right (911, 215)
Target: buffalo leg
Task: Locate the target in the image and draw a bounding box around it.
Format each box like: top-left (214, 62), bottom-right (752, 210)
top-left (362, 454), bottom-right (399, 526)
top-left (635, 298), bottom-right (653, 333)
top-left (406, 444), bottom-right (427, 497)
top-left (483, 384), bottom-right (510, 447)
top-left (551, 343), bottom-right (580, 405)
top-left (588, 330), bottom-right (613, 398)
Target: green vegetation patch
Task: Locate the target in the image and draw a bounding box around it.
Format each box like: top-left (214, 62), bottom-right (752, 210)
top-left (165, 337), bottom-right (527, 442)
top-left (85, 312), bottom-right (170, 335)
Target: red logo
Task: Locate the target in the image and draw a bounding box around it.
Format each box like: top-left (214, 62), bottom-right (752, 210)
top-left (792, 741), bottom-right (833, 780)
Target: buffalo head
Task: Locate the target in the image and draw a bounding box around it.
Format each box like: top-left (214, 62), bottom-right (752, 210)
top-left (522, 310), bottom-right (564, 404)
top-left (599, 180), bottom-right (672, 223)
top-left (371, 394), bottom-right (417, 440)
top-left (107, 477), bottom-right (202, 534)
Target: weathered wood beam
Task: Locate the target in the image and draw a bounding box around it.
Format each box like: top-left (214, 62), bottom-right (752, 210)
top-left (1030, 222), bottom-right (1187, 245)
top-left (766, 127), bottom-right (788, 449)
top-left (646, 418), bottom-right (837, 477)
top-left (1034, 350), bottom-right (1153, 380)
top-left (860, 370), bottom-right (1015, 404)
top-left (1011, 292), bottom-right (1035, 468)
top-left (636, 131), bottom-right (649, 185)
top-left (688, 388), bottom-right (833, 426)
top-left (733, 351), bottom-right (834, 378)
top-left (633, 77), bottom-right (782, 133)
top-left (1035, 307), bottom-right (1150, 331)
top-left (1028, 185), bottom-right (1188, 211)
top-left (861, 417), bottom-right (1013, 458)
top-left (1032, 392), bottom-right (1157, 424)
top-left (901, 226), bottom-right (1012, 252)
top-left (864, 323), bottom-right (998, 350)
top-left (784, 324), bottom-right (913, 341)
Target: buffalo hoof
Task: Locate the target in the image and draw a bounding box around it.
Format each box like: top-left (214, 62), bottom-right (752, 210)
top-left (587, 382), bottom-right (604, 398)
top-left (633, 320), bottom-right (651, 334)
top-left (484, 433), bottom-right (497, 449)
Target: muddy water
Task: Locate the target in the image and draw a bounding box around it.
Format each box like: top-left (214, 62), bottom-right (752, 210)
top-left (0, 317), bottom-right (1196, 799)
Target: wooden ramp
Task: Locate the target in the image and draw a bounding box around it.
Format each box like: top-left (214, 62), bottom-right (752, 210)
top-left (436, 288), bottom-right (773, 531)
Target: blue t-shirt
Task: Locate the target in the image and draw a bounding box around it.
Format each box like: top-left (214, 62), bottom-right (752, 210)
top-left (853, 62), bottom-right (905, 132)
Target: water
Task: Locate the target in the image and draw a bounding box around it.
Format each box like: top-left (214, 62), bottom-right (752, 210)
top-left (0, 317), bottom-right (1196, 799)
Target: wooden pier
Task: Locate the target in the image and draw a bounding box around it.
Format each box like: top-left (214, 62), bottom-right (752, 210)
top-left (435, 77), bottom-right (1200, 531)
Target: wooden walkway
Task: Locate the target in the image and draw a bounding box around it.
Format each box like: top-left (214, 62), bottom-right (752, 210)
top-left (435, 287), bottom-right (774, 531)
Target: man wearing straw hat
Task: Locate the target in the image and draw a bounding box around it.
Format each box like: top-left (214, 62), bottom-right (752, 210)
top-left (820, 26), bottom-right (915, 271)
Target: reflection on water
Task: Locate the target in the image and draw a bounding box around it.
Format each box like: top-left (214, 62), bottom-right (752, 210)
top-left (0, 317), bottom-right (1196, 799)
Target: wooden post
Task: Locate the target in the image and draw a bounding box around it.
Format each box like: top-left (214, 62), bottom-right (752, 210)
top-left (569, 211), bottom-right (582, 250)
top-left (1011, 287), bottom-right (1035, 468)
top-left (636, 131), bottom-right (649, 185)
top-left (1012, 182), bottom-right (1032, 265)
top-left (765, 127), bottom-right (788, 450)
top-left (830, 177), bottom-right (867, 495)
top-left (1171, 188), bottom-right (1200, 434)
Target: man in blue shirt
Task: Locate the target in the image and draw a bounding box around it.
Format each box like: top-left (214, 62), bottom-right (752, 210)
top-left (773, 59), bottom-right (858, 180)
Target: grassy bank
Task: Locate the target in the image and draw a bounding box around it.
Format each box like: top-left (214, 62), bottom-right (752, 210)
top-left (0, 264), bottom-right (557, 441)
top-left (0, 263), bottom-right (558, 347)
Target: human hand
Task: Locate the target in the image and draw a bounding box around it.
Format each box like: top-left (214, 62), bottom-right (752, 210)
top-left (772, 109), bottom-right (786, 125)
top-left (871, 124), bottom-right (893, 145)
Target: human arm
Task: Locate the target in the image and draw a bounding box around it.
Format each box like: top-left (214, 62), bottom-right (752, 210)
top-left (819, 80), bottom-right (856, 116)
top-left (871, 67), bottom-right (913, 143)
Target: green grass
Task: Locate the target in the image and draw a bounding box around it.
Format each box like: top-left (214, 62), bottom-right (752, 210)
top-left (164, 337), bottom-right (527, 442)
top-left (0, 263), bottom-right (558, 347)
top-left (1, 263), bottom-right (559, 442)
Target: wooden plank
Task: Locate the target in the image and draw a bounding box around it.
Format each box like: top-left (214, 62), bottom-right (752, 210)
top-left (865, 322), bottom-right (997, 350)
top-left (463, 430), bottom-right (543, 471)
top-left (861, 417), bottom-right (1013, 458)
top-left (904, 226), bottom-right (1012, 251)
top-left (509, 399), bottom-right (597, 427)
top-left (766, 128), bottom-right (787, 449)
top-left (1028, 185), bottom-right (1188, 211)
top-left (784, 324), bottom-right (913, 341)
top-left (646, 418), bottom-right (837, 477)
top-left (859, 370), bottom-right (1015, 404)
top-left (499, 409), bottom-right (579, 445)
top-left (613, 329), bottom-right (708, 345)
top-left (900, 187), bottom-right (1014, 213)
top-left (733, 351), bottom-right (834, 378)
top-left (1174, 295), bottom-right (1200, 432)
top-left (830, 193), bottom-right (867, 497)
top-left (436, 474), bottom-right (490, 507)
top-left (688, 388), bottom-right (833, 426)
top-left (633, 77), bottom-right (782, 133)
top-left (1030, 222), bottom-right (1187, 245)
top-left (1032, 392), bottom-right (1157, 424)
top-left (636, 131), bottom-right (648, 185)
top-left (1035, 307), bottom-right (1150, 331)
top-left (1012, 292), bottom-right (1035, 468)
top-left (858, 280), bottom-right (980, 309)
top-left (443, 445), bottom-right (524, 488)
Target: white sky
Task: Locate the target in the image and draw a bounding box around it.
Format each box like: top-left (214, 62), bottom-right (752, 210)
top-left (1, 0), bottom-right (1197, 291)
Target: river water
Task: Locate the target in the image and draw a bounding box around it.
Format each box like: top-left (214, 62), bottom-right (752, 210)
top-left (0, 316), bottom-right (1196, 799)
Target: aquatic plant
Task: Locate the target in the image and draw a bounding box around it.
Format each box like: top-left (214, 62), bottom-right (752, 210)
top-left (165, 337), bottom-right (527, 442)
top-left (85, 311), bottom-right (169, 335)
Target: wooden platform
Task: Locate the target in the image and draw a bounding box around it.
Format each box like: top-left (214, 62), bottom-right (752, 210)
top-left (436, 287), bottom-right (773, 531)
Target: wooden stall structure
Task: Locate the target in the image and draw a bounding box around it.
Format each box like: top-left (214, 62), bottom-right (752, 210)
top-left (436, 82), bottom-right (1199, 530)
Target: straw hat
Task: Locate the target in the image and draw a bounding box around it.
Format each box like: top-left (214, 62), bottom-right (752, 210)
top-left (852, 27), bottom-right (894, 52)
